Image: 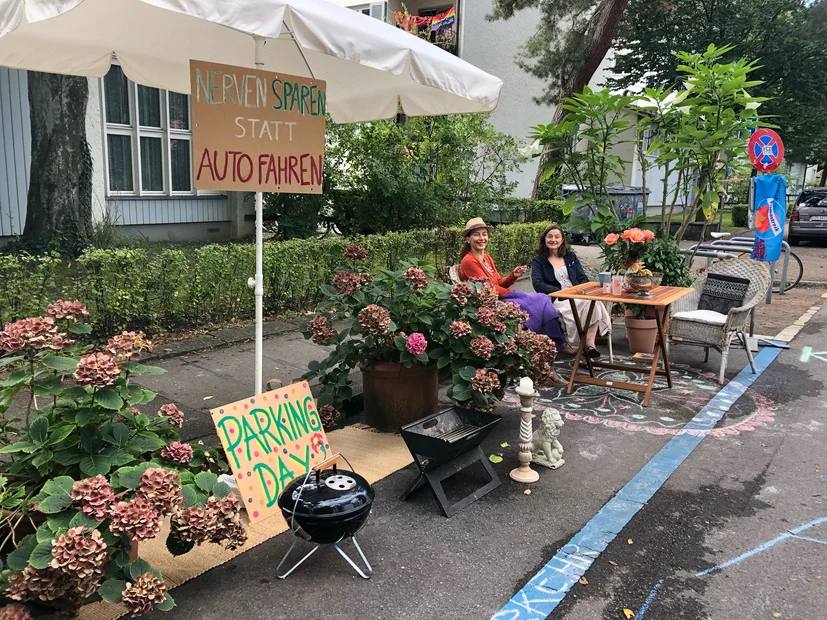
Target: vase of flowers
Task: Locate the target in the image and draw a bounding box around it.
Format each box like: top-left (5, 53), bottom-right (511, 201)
top-left (0, 302), bottom-right (246, 617)
top-left (301, 246), bottom-right (558, 431)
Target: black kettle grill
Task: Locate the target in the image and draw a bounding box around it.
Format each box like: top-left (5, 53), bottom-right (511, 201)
top-left (276, 453), bottom-right (374, 579)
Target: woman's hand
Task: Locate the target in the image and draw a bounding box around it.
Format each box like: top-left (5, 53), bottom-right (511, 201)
top-left (512, 265), bottom-right (528, 278)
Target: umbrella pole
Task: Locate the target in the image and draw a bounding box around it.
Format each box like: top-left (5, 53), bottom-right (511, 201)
top-left (255, 36), bottom-right (265, 395)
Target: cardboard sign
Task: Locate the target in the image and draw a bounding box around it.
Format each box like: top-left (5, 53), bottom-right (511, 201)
top-left (210, 381), bottom-right (329, 523)
top-left (190, 59), bottom-right (325, 194)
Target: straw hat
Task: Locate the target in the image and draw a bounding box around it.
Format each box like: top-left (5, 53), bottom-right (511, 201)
top-left (463, 217), bottom-right (493, 237)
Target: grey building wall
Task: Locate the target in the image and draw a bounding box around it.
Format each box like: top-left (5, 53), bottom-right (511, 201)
top-left (459, 1), bottom-right (615, 198)
top-left (0, 67), bottom-right (31, 236)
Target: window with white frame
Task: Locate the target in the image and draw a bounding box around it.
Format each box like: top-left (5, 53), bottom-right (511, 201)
top-left (102, 64), bottom-right (204, 196)
top-left (351, 2), bottom-right (386, 19)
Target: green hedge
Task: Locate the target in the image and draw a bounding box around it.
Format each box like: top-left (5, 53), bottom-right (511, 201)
top-left (0, 221), bottom-right (555, 335)
top-left (485, 198), bottom-right (565, 224)
top-left (731, 204), bottom-right (749, 228)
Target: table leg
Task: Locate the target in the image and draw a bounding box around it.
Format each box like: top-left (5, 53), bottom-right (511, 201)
top-left (656, 306), bottom-right (673, 388)
top-left (566, 299), bottom-right (590, 393)
top-left (643, 341), bottom-right (661, 407)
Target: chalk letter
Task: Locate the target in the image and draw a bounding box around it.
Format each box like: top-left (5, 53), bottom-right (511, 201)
top-left (234, 117), bottom-right (247, 138)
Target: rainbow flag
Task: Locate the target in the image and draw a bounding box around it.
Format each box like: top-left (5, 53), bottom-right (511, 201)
top-left (430, 6), bottom-right (456, 31)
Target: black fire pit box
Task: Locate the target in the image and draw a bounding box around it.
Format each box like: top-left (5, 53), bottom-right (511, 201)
top-left (275, 454), bottom-right (374, 579)
top-left (400, 406), bottom-right (501, 517)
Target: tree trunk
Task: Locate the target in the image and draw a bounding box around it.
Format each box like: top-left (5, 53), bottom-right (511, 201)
top-left (531, 0), bottom-right (631, 198)
top-left (821, 160), bottom-right (827, 186)
top-left (23, 71), bottom-right (93, 253)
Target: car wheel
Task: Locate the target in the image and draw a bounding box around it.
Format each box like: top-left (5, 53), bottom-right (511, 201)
top-left (788, 236), bottom-right (800, 246)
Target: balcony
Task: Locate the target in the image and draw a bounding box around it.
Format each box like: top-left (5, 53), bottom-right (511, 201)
top-left (342, 1), bottom-right (458, 56)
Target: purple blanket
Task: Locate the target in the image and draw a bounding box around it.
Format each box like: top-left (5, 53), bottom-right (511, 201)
top-left (503, 290), bottom-right (565, 347)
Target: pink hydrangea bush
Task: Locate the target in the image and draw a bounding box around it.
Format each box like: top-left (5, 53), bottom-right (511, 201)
top-left (301, 250), bottom-right (558, 415)
top-left (0, 302), bottom-right (241, 616)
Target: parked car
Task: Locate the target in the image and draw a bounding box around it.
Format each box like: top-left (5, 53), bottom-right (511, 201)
top-left (789, 188), bottom-right (827, 246)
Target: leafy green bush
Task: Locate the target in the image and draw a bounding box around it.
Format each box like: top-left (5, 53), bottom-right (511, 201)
top-left (0, 222), bottom-right (556, 335)
top-left (731, 204), bottom-right (749, 228)
top-left (483, 198), bottom-right (565, 224)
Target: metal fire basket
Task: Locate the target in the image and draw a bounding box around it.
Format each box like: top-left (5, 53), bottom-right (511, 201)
top-left (400, 406), bottom-right (501, 517)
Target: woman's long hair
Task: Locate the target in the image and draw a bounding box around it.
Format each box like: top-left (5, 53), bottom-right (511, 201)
top-left (536, 225), bottom-right (569, 257)
top-left (459, 240), bottom-right (473, 260)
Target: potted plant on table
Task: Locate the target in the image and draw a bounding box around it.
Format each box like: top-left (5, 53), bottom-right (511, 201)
top-left (601, 228), bottom-right (690, 354)
top-left (301, 246), bottom-right (558, 431)
top-left (0, 303), bottom-right (246, 618)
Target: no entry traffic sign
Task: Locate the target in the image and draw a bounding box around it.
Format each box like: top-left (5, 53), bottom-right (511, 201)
top-left (748, 128), bottom-right (784, 172)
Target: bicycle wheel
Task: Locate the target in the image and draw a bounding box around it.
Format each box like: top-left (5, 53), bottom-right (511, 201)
top-left (772, 251), bottom-right (803, 293)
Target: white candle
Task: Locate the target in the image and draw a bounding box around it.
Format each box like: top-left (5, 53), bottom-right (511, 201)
top-left (519, 377), bottom-right (534, 393)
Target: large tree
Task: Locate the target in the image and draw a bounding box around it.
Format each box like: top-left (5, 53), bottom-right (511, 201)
top-left (610, 0), bottom-right (827, 177)
top-left (23, 72), bottom-right (93, 254)
top-left (488, 0), bottom-right (631, 197)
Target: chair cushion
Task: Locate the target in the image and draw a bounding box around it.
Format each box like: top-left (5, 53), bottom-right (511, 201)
top-left (698, 273), bottom-right (750, 315)
top-left (672, 309), bottom-right (728, 326)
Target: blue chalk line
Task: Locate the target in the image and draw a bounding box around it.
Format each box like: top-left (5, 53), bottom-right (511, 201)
top-left (491, 348), bottom-right (781, 620)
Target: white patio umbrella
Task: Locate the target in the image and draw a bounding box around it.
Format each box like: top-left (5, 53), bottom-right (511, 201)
top-left (0, 0), bottom-right (503, 393)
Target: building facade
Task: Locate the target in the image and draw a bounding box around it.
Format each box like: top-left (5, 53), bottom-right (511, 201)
top-left (1, 66), bottom-right (253, 243)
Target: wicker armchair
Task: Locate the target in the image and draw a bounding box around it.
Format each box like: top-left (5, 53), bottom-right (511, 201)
top-left (449, 264), bottom-right (462, 284)
top-left (669, 259), bottom-right (770, 384)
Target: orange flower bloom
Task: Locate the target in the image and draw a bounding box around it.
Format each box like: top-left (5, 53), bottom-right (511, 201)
top-left (628, 228), bottom-right (646, 243)
top-left (621, 229), bottom-right (632, 240)
top-left (643, 229), bottom-right (655, 240)
top-left (604, 233), bottom-right (620, 245)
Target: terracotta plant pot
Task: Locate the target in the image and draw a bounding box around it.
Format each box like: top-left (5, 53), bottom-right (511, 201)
top-left (360, 362), bottom-right (439, 431)
top-left (625, 317), bottom-right (658, 355)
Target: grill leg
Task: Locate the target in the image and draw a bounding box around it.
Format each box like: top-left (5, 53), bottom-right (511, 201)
top-left (276, 538), bottom-right (321, 579)
top-left (334, 536), bottom-right (373, 579)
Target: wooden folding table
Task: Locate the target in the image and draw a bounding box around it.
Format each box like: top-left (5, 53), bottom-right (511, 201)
top-left (552, 282), bottom-right (694, 406)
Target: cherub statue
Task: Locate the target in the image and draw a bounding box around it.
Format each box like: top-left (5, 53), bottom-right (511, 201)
top-left (530, 407), bottom-right (565, 469)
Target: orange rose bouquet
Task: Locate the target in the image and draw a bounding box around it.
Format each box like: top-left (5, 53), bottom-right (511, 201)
top-left (601, 227), bottom-right (656, 272)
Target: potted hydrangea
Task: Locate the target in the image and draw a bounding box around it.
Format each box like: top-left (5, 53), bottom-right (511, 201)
top-left (301, 246), bottom-right (558, 431)
top-left (0, 302), bottom-right (246, 617)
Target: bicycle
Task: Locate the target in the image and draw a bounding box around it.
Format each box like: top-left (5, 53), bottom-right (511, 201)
top-left (710, 232), bottom-right (803, 293)
top-left (317, 206), bottom-right (344, 239)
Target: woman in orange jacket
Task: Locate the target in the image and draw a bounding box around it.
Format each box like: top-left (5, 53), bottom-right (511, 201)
top-left (459, 218), bottom-right (567, 353)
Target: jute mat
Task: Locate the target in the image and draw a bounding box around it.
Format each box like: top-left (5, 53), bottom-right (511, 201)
top-left (79, 426), bottom-right (413, 620)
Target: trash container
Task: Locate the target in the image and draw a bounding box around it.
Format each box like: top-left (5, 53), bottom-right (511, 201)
top-left (562, 185), bottom-right (650, 244)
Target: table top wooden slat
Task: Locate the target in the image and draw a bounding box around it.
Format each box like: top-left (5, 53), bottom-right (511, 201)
top-left (552, 282), bottom-right (693, 306)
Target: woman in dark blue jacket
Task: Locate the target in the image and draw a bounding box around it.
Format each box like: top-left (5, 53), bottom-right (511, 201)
top-left (530, 225), bottom-right (611, 359)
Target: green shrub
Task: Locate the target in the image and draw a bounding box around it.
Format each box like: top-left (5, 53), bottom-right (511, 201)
top-left (0, 221), bottom-right (558, 335)
top-left (731, 204), bottom-right (749, 228)
top-left (483, 199), bottom-right (565, 224)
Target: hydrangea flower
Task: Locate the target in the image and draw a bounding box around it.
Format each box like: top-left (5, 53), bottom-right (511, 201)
top-left (405, 333), bottom-right (428, 356)
top-left (470, 336), bottom-right (495, 360)
top-left (449, 321), bottom-right (472, 338)
top-left (403, 267), bottom-right (428, 289)
top-left (73, 353), bottom-right (121, 388)
top-left (358, 304), bottom-right (390, 336)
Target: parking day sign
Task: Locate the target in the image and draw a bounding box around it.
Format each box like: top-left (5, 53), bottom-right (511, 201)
top-left (190, 59), bottom-right (326, 194)
top-left (210, 382), bottom-right (330, 523)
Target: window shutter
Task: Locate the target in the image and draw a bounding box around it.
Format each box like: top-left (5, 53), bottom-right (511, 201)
top-left (369, 2), bottom-right (386, 20)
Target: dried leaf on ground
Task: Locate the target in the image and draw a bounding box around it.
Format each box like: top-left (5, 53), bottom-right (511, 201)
top-left (500, 442), bottom-right (509, 448)
top-left (623, 609), bottom-right (635, 618)
top-left (609, 561), bottom-right (618, 566)
top-left (203, 396), bottom-right (214, 400)
top-left (773, 614), bottom-right (781, 618)
top-left (489, 455), bottom-right (503, 464)
top-left (627, 538), bottom-right (633, 545)
top-left (524, 489), bottom-right (532, 495)
top-left (579, 577), bottom-right (588, 585)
